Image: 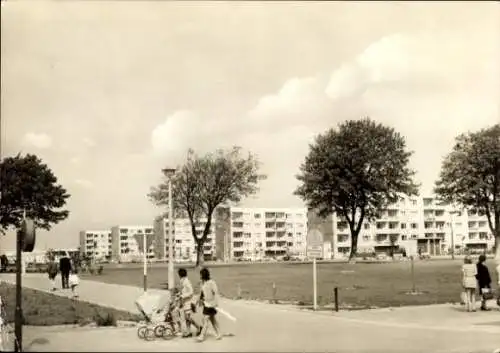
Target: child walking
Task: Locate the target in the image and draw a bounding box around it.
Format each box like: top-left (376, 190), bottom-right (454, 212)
top-left (462, 256), bottom-right (477, 312)
top-left (68, 270), bottom-right (80, 298)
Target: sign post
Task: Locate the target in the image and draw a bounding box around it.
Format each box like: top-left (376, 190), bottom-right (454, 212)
top-left (306, 228), bottom-right (324, 311)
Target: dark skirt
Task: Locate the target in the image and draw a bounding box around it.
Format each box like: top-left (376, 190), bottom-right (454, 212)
top-left (202, 306), bottom-right (217, 317)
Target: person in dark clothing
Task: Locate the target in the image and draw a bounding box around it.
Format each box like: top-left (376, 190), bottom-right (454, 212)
top-left (0, 255), bottom-right (8, 273)
top-left (476, 254), bottom-right (492, 311)
top-left (59, 256), bottom-right (72, 289)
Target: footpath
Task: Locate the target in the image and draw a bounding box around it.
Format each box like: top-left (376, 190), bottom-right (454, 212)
top-left (1, 273), bottom-right (499, 353)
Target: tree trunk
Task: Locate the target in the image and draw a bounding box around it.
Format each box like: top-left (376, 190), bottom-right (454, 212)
top-left (349, 232), bottom-right (359, 260)
top-left (195, 239), bottom-right (204, 268)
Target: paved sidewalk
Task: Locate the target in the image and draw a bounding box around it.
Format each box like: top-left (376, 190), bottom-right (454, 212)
top-left (1, 274), bottom-right (500, 353)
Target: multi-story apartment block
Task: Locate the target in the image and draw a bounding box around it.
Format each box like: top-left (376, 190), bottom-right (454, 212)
top-left (110, 225), bottom-right (155, 262)
top-left (153, 217), bottom-right (216, 262)
top-left (310, 196), bottom-right (496, 259)
top-left (215, 207), bottom-right (308, 261)
top-left (79, 230), bottom-right (112, 260)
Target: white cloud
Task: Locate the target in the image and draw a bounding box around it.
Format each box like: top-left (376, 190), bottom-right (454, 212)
top-left (74, 179), bottom-right (93, 189)
top-left (21, 132), bottom-right (53, 149)
top-left (148, 26), bottom-right (499, 203)
top-left (150, 110), bottom-right (225, 162)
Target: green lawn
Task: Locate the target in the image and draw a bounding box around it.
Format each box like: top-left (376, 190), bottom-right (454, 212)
top-left (84, 260), bottom-right (499, 309)
top-left (0, 283), bottom-right (141, 326)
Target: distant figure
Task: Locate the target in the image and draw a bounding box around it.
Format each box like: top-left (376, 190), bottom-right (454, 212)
top-left (59, 256), bottom-right (72, 289)
top-left (0, 255), bottom-right (8, 273)
top-left (476, 254), bottom-right (492, 311)
top-left (462, 256), bottom-right (477, 312)
top-left (68, 269), bottom-right (80, 298)
top-left (47, 257), bottom-right (59, 291)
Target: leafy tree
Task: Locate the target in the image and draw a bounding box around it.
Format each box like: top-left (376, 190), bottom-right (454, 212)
top-left (296, 118), bottom-right (418, 260)
top-left (149, 147), bottom-right (264, 267)
top-left (434, 124), bottom-right (500, 259)
top-left (0, 153), bottom-right (70, 234)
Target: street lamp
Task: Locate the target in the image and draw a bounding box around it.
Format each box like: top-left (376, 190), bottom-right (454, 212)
top-left (162, 167), bottom-right (176, 290)
top-left (449, 210), bottom-right (460, 260)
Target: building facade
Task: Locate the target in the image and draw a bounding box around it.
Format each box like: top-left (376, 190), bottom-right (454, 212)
top-left (214, 207), bottom-right (309, 261)
top-left (311, 196), bottom-right (496, 259)
top-left (153, 217), bottom-right (217, 262)
top-left (110, 225), bottom-right (155, 262)
top-left (79, 230), bottom-right (112, 260)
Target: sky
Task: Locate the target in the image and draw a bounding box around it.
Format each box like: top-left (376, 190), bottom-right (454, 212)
top-left (1, 1), bottom-right (499, 251)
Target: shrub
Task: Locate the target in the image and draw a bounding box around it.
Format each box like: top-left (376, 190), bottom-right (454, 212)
top-left (93, 311), bottom-right (117, 327)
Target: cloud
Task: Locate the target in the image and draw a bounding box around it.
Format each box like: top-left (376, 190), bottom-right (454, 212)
top-left (74, 179), bottom-right (93, 189)
top-left (149, 26), bottom-right (499, 202)
top-left (21, 132), bottom-right (53, 149)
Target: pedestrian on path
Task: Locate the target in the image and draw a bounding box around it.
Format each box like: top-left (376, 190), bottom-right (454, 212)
top-left (196, 268), bottom-right (222, 342)
top-left (177, 268), bottom-right (201, 338)
top-left (476, 254), bottom-right (492, 311)
top-left (462, 256), bottom-right (478, 312)
top-left (59, 256), bottom-right (72, 289)
top-left (47, 256), bottom-right (58, 291)
top-left (69, 270), bottom-right (80, 298)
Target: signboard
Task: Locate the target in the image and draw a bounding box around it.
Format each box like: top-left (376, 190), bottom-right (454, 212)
top-left (306, 228), bottom-right (324, 259)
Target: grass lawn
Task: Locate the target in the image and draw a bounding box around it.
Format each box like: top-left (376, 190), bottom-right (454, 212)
top-left (0, 283), bottom-right (141, 326)
top-left (84, 260), bottom-right (500, 309)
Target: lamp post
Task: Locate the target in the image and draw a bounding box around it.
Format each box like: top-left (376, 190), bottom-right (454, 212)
top-left (162, 167), bottom-right (176, 290)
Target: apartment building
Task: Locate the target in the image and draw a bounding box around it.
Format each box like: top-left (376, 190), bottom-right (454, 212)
top-left (110, 225), bottom-right (155, 262)
top-left (153, 217), bottom-right (216, 262)
top-left (312, 196), bottom-right (496, 259)
top-left (79, 230), bottom-right (112, 260)
top-left (215, 207), bottom-right (308, 261)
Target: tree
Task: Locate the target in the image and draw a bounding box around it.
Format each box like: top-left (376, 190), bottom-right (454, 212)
top-left (0, 153), bottom-right (70, 233)
top-left (434, 124), bottom-right (500, 259)
top-left (149, 147), bottom-right (264, 267)
top-left (295, 118), bottom-right (418, 260)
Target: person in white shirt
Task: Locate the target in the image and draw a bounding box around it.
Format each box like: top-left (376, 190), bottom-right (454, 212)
top-left (177, 268), bottom-right (200, 338)
top-left (197, 267), bottom-right (221, 342)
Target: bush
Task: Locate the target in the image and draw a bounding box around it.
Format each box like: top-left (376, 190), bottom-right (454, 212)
top-left (93, 311), bottom-right (117, 326)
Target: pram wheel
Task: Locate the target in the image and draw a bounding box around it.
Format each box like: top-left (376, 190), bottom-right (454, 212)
top-left (137, 326), bottom-right (147, 340)
top-left (161, 326), bottom-right (175, 340)
top-left (144, 328), bottom-right (155, 341)
top-left (154, 324), bottom-right (166, 337)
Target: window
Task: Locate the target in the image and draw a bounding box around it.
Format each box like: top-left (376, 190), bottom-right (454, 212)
top-left (120, 228), bottom-right (128, 234)
top-left (401, 235), bottom-right (408, 240)
top-left (232, 221), bottom-right (243, 228)
top-left (254, 213), bottom-right (261, 219)
top-left (364, 223), bottom-right (370, 229)
top-left (411, 223), bottom-right (418, 229)
top-left (401, 223), bottom-right (407, 229)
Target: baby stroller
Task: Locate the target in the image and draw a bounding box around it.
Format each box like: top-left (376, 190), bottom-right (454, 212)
top-left (135, 289), bottom-right (181, 341)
